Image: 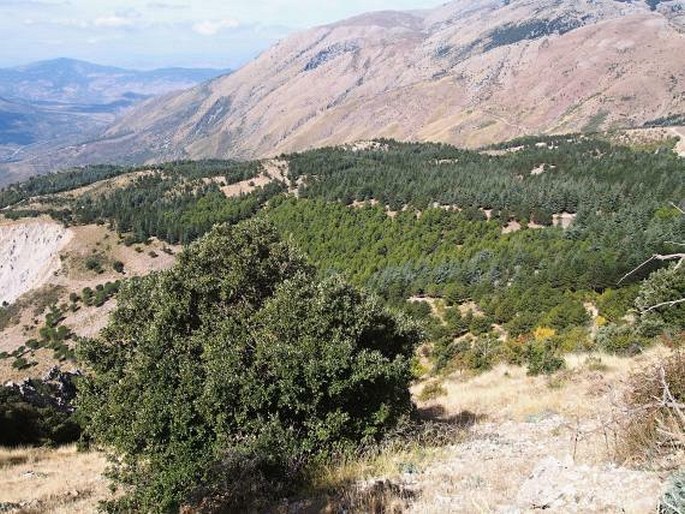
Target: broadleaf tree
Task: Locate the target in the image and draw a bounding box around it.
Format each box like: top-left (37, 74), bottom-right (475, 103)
top-left (77, 218), bottom-right (421, 512)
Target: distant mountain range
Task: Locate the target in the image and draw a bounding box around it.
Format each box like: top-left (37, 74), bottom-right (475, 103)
top-left (0, 58), bottom-right (228, 105)
top-left (1, 0), bottom-right (684, 185)
top-left (0, 58), bottom-right (228, 183)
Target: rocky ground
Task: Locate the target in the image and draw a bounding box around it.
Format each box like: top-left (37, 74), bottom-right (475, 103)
top-left (402, 415), bottom-right (662, 513)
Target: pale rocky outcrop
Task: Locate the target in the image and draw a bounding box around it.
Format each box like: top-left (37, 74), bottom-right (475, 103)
top-left (0, 220), bottom-right (72, 305)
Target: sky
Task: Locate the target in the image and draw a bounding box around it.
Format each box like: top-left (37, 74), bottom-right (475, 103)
top-left (0, 0), bottom-right (443, 70)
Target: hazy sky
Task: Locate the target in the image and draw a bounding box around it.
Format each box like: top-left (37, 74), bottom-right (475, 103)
top-left (1, 0), bottom-right (442, 70)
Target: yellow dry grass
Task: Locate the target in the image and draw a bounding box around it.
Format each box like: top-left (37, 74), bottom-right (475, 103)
top-left (414, 348), bottom-right (670, 423)
top-left (0, 445), bottom-right (107, 513)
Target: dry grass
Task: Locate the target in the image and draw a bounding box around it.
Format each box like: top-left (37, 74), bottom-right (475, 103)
top-left (395, 349), bottom-right (673, 513)
top-left (0, 445), bottom-right (107, 513)
top-left (289, 419), bottom-right (470, 514)
top-left (414, 348), bottom-right (670, 423)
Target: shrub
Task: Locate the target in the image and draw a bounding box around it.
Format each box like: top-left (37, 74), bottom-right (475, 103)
top-left (621, 352), bottom-right (685, 461)
top-left (11, 357), bottom-right (31, 370)
top-left (525, 337), bottom-right (564, 376)
top-left (418, 381), bottom-right (447, 401)
top-left (595, 323), bottom-right (651, 355)
top-left (112, 260), bottom-right (125, 274)
top-left (444, 308), bottom-right (468, 337)
top-left (468, 315), bottom-right (492, 336)
top-left (660, 471), bottom-right (685, 514)
top-left (635, 263), bottom-right (685, 336)
top-left (542, 300), bottom-right (590, 331)
top-left (505, 311), bottom-right (538, 338)
top-left (77, 219), bottom-right (420, 513)
top-left (431, 336), bottom-right (468, 372)
top-left (556, 326), bottom-right (593, 353)
top-left (26, 339), bottom-right (41, 350)
top-left (84, 256), bottom-right (103, 273)
top-left (596, 286), bottom-right (639, 322)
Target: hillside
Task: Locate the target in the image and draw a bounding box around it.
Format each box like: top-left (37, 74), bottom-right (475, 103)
top-left (0, 133), bottom-right (682, 377)
top-left (23, 0), bottom-right (685, 170)
top-left (0, 134), bottom-right (682, 511)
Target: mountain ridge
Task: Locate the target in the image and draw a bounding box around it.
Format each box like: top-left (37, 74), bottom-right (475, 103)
top-left (2, 0), bottom-right (685, 181)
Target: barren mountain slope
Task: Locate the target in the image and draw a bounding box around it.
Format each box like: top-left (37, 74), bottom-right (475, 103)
top-left (35, 0), bottom-right (685, 167)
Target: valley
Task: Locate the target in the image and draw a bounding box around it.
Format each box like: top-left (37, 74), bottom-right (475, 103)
top-left (0, 59), bottom-right (228, 186)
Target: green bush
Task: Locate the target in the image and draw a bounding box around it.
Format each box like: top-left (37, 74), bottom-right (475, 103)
top-left (84, 256), bottom-right (104, 273)
top-left (77, 219), bottom-right (420, 513)
top-left (444, 308), bottom-right (468, 337)
top-left (11, 357), bottom-right (31, 370)
top-left (595, 323), bottom-right (652, 355)
top-left (432, 336), bottom-right (463, 372)
top-left (525, 338), bottom-right (565, 376)
top-left (635, 263), bottom-right (685, 336)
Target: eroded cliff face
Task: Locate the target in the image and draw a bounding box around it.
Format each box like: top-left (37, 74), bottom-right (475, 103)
top-left (0, 220), bottom-right (72, 305)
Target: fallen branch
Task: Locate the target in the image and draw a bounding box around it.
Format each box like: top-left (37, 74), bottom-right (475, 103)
top-left (642, 298), bottom-right (685, 313)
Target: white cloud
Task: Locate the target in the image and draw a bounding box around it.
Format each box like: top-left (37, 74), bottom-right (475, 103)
top-left (94, 14), bottom-right (135, 28)
top-left (147, 1), bottom-right (188, 9)
top-left (51, 17), bottom-right (89, 28)
top-left (192, 18), bottom-right (240, 36)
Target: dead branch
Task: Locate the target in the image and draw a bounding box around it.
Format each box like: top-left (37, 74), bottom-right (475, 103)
top-left (660, 366), bottom-right (685, 427)
top-left (618, 253), bottom-right (685, 284)
top-left (642, 298), bottom-right (685, 313)
top-left (670, 202), bottom-right (685, 215)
